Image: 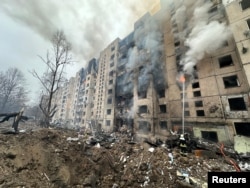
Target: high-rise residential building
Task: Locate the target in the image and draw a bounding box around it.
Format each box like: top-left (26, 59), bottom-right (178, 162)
top-left (93, 39), bottom-right (120, 132)
top-left (52, 0), bottom-right (250, 145)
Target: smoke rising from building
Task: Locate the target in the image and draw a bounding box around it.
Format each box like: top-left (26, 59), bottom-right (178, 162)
top-left (174, 0), bottom-right (232, 75)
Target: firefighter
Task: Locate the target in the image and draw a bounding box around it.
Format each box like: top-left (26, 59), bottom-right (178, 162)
top-left (179, 134), bottom-right (187, 155)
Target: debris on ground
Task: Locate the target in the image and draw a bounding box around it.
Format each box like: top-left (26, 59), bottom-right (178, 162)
top-left (0, 123), bottom-right (249, 188)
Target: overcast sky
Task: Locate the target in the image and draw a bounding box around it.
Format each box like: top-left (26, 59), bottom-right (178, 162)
top-left (0, 0), bottom-right (159, 105)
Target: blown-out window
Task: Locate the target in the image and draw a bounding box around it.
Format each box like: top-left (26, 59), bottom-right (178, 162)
top-left (228, 97), bottom-right (247, 111)
top-left (223, 75), bottom-right (239, 88)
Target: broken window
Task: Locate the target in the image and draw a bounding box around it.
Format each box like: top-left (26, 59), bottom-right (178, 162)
top-left (159, 105), bottom-right (167, 113)
top-left (106, 120), bottom-right (111, 126)
top-left (195, 100), bottom-right (203, 107)
top-left (192, 82), bottom-right (200, 89)
top-left (138, 121), bottom-right (151, 133)
top-left (107, 109), bottom-right (112, 115)
top-left (160, 121), bottom-right (167, 130)
top-left (193, 91), bottom-right (201, 97)
top-left (223, 75), bottom-right (239, 88)
top-left (201, 131), bottom-right (218, 142)
top-left (240, 0), bottom-right (250, 10)
top-left (111, 46), bottom-right (115, 51)
top-left (139, 105), bottom-right (148, 113)
top-left (234, 122), bottom-right (250, 136)
top-left (228, 97), bottom-right (247, 111)
top-left (219, 55), bottom-right (233, 68)
top-left (196, 110), bottom-right (205, 116)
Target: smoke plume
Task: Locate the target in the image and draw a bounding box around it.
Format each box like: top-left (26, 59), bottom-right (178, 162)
top-left (0, 0), bottom-right (157, 66)
top-left (174, 0), bottom-right (232, 75)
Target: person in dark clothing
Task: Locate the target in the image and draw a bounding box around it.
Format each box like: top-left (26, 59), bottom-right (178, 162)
top-left (179, 134), bottom-right (187, 155)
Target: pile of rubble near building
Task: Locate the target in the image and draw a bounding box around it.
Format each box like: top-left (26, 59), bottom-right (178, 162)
top-left (0, 124), bottom-right (249, 188)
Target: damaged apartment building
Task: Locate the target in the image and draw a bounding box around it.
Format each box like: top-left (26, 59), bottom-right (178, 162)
top-left (52, 0), bottom-right (250, 149)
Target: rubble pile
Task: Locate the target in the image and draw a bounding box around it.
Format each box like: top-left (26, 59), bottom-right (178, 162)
top-left (0, 127), bottom-right (242, 188)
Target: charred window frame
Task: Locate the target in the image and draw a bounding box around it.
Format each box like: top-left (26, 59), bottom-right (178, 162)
top-left (219, 55), bottom-right (234, 68)
top-left (223, 75), bottom-right (240, 88)
top-left (196, 110), bottom-right (205, 116)
top-left (159, 105), bottom-right (167, 113)
top-left (138, 121), bottom-right (151, 133)
top-left (160, 121), bottom-right (168, 130)
top-left (240, 0), bottom-right (250, 10)
top-left (139, 105), bottom-right (148, 114)
top-left (228, 97), bottom-right (247, 111)
top-left (234, 122), bottom-right (250, 136)
top-left (195, 100), bottom-right (203, 107)
top-left (201, 131), bottom-right (218, 142)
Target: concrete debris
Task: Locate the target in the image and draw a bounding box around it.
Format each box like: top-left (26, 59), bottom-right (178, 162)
top-left (0, 125), bottom-right (249, 187)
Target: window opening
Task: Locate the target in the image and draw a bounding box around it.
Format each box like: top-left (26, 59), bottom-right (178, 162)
top-left (196, 110), bottom-right (205, 116)
top-left (159, 105), bottom-right (167, 113)
top-left (201, 131), bottom-right (218, 142)
top-left (219, 55), bottom-right (233, 68)
top-left (223, 75), bottom-right (239, 88)
top-left (234, 122), bottom-right (250, 136)
top-left (195, 101), bottom-right (203, 107)
top-left (228, 97), bottom-right (247, 111)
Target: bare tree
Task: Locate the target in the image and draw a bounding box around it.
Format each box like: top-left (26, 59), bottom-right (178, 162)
top-left (0, 68), bottom-right (28, 113)
top-left (31, 30), bottom-right (73, 127)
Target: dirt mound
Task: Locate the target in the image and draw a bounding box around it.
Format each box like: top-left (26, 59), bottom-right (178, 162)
top-left (0, 128), bottom-right (236, 188)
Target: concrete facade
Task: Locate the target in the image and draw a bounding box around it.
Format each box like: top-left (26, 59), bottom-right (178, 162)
top-left (52, 0), bottom-right (250, 144)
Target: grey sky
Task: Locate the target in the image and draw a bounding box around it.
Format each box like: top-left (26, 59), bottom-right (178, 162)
top-left (0, 0), bottom-right (158, 105)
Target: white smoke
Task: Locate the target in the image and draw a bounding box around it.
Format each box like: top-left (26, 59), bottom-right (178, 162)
top-left (178, 1), bottom-right (232, 75)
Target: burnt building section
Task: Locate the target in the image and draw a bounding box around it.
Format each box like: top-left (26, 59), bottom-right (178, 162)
top-left (165, 0), bottom-right (250, 146)
top-left (73, 59), bottom-right (97, 128)
top-left (115, 12), bottom-right (168, 140)
top-left (93, 39), bottom-right (120, 132)
top-left (115, 32), bottom-right (135, 133)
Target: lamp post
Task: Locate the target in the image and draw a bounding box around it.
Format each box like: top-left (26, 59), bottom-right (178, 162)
top-left (180, 74), bottom-right (186, 135)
